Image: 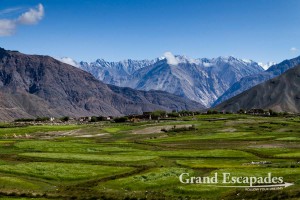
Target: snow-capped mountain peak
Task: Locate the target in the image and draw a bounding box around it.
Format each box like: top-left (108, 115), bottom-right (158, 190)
top-left (258, 61), bottom-right (277, 70)
top-left (77, 54), bottom-right (264, 107)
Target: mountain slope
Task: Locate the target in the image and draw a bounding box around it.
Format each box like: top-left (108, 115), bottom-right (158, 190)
top-left (0, 48), bottom-right (205, 121)
top-left (79, 59), bottom-right (156, 86)
top-left (214, 64), bottom-right (300, 113)
top-left (108, 85), bottom-right (202, 113)
top-left (213, 56), bottom-right (300, 106)
top-left (79, 56), bottom-right (264, 107)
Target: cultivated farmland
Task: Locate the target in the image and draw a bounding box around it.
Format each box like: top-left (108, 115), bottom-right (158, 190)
top-left (0, 114), bottom-right (299, 199)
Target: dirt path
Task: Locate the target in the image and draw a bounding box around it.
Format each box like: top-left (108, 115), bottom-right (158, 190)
top-left (75, 133), bottom-right (108, 138)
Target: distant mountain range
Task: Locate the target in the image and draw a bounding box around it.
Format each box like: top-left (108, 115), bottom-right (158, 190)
top-left (258, 61), bottom-right (277, 70)
top-left (213, 56), bottom-right (300, 106)
top-left (0, 48), bottom-right (205, 121)
top-left (214, 64), bottom-right (300, 113)
top-left (1, 47), bottom-right (299, 121)
top-left (76, 55), bottom-right (264, 107)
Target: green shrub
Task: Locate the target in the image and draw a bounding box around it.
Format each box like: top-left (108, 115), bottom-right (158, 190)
top-left (60, 116), bottom-right (69, 122)
top-left (14, 118), bottom-right (35, 122)
top-left (114, 117), bottom-right (128, 123)
top-left (90, 116), bottom-right (106, 122)
top-left (35, 117), bottom-right (50, 122)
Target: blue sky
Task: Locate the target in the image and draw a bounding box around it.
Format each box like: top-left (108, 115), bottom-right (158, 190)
top-left (0, 0), bottom-right (300, 63)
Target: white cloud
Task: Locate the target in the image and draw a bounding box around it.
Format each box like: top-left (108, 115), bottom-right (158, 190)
top-left (163, 52), bottom-right (178, 65)
top-left (0, 4), bottom-right (44, 37)
top-left (18, 4), bottom-right (44, 25)
top-left (290, 47), bottom-right (298, 53)
top-left (0, 19), bottom-right (16, 36)
top-left (59, 57), bottom-right (79, 67)
top-left (0, 7), bottom-right (22, 16)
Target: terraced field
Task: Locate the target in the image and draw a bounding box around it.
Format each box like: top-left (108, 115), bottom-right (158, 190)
top-left (0, 114), bottom-right (299, 199)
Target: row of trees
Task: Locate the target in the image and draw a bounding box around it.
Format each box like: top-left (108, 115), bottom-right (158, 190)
top-left (14, 116), bottom-right (69, 122)
top-left (14, 108), bottom-right (291, 123)
top-left (206, 109), bottom-right (291, 116)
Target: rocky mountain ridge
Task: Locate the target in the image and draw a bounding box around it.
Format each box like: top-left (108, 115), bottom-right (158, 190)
top-left (77, 55), bottom-right (264, 106)
top-left (0, 48), bottom-right (205, 121)
top-left (214, 64), bottom-right (300, 113)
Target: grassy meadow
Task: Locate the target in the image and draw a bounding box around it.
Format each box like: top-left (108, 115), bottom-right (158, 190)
top-left (0, 114), bottom-right (299, 199)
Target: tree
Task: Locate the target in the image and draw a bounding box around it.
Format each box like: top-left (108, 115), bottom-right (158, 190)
top-left (60, 116), bottom-right (69, 122)
top-left (168, 112), bottom-right (179, 117)
top-left (35, 117), bottom-right (50, 122)
top-left (114, 117), bottom-right (128, 123)
top-left (238, 109), bottom-right (245, 114)
top-left (269, 109), bottom-right (278, 116)
top-left (151, 110), bottom-right (166, 119)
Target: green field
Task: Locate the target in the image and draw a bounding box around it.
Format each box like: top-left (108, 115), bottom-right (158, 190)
top-left (0, 114), bottom-right (299, 199)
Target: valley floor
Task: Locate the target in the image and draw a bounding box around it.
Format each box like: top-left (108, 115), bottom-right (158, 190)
top-left (0, 114), bottom-right (299, 200)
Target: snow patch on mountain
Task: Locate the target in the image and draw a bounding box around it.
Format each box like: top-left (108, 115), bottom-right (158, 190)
top-left (77, 55), bottom-right (264, 107)
top-left (213, 56), bottom-right (300, 107)
top-left (258, 61), bottom-right (277, 70)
